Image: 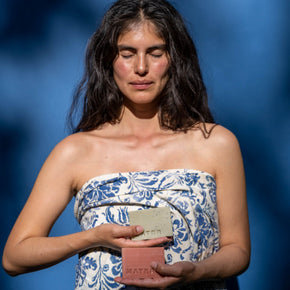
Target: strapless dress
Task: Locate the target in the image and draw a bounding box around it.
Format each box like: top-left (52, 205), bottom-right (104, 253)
top-left (74, 169), bottom-right (225, 289)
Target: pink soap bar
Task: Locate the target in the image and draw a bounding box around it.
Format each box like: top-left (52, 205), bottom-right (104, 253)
top-left (122, 247), bottom-right (164, 279)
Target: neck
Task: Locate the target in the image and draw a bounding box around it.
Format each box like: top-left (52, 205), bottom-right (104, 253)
top-left (117, 103), bottom-right (162, 137)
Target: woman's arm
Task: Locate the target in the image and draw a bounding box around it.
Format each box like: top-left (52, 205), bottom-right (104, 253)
top-left (2, 135), bottom-right (170, 276)
top-left (115, 126), bottom-right (250, 288)
top-left (204, 126), bottom-right (250, 277)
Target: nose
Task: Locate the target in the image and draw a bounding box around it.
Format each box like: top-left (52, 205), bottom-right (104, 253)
top-left (135, 53), bottom-right (148, 76)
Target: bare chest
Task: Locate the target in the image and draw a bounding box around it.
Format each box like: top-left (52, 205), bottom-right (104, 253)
top-left (75, 133), bottom-right (214, 190)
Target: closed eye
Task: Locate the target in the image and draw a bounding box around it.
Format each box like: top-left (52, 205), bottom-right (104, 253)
top-left (150, 53), bottom-right (163, 58)
top-left (148, 48), bottom-right (166, 58)
top-left (121, 54), bottom-right (134, 59)
top-left (118, 46), bottom-right (136, 59)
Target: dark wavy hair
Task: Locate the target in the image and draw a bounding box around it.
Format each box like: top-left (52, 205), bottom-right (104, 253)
top-left (68, 0), bottom-right (214, 133)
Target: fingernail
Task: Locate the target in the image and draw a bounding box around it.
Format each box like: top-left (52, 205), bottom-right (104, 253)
top-left (151, 261), bottom-right (157, 270)
top-left (136, 226), bottom-right (143, 233)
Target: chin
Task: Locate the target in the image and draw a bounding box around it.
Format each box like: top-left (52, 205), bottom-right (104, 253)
top-left (124, 93), bottom-right (160, 105)
top-left (126, 97), bottom-right (159, 106)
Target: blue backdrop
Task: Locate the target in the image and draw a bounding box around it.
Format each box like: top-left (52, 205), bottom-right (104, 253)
top-left (1, 0), bottom-right (289, 289)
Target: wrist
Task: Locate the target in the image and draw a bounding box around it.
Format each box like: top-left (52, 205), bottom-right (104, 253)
top-left (85, 226), bottom-right (101, 248)
top-left (188, 261), bottom-right (206, 282)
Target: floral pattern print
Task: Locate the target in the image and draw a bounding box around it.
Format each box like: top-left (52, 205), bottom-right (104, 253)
top-left (74, 169), bottom-right (225, 289)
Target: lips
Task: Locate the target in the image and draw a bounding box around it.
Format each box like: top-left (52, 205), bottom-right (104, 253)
top-left (130, 80), bottom-right (153, 90)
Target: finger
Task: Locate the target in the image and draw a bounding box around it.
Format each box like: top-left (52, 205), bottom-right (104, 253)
top-left (114, 276), bottom-right (179, 288)
top-left (118, 236), bottom-right (172, 248)
top-left (113, 225), bottom-right (144, 238)
top-left (131, 236), bottom-right (171, 246)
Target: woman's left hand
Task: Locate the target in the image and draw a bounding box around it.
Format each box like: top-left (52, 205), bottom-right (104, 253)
top-left (115, 261), bottom-right (198, 289)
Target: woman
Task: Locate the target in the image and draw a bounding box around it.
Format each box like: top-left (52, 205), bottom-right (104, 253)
top-left (2, 0), bottom-right (250, 289)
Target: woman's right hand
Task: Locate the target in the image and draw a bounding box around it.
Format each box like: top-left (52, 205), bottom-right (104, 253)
top-left (91, 223), bottom-right (171, 251)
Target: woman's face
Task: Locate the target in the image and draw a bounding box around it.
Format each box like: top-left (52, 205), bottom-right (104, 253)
top-left (113, 21), bottom-right (170, 109)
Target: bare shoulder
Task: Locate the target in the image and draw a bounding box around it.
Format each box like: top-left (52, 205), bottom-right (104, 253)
top-left (190, 123), bottom-right (240, 151)
top-left (33, 132), bottom-right (98, 192)
top-left (207, 124), bottom-right (240, 150)
top-left (47, 131), bottom-right (95, 164)
top-left (203, 124), bottom-right (244, 177)
top-left (190, 123), bottom-right (243, 173)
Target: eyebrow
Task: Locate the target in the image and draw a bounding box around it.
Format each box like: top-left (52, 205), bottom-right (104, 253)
top-left (117, 44), bottom-right (167, 52)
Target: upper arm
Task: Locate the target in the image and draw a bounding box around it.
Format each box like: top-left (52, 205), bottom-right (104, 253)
top-left (211, 126), bottom-right (250, 256)
top-left (6, 135), bottom-right (80, 245)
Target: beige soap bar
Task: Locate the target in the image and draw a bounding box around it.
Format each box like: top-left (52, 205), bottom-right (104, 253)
top-left (129, 207), bottom-right (173, 240)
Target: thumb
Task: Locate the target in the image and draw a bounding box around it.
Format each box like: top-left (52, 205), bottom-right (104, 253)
top-left (151, 262), bottom-right (180, 277)
top-left (116, 225), bottom-right (144, 238)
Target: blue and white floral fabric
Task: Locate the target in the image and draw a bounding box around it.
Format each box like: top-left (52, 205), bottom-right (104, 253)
top-left (74, 169), bottom-right (225, 289)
